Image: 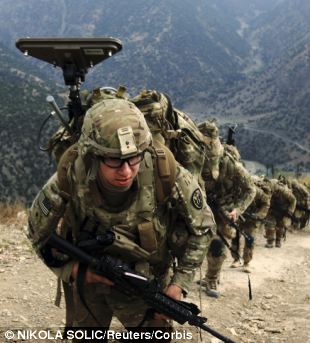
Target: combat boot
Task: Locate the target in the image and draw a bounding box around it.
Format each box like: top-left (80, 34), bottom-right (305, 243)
top-left (196, 278), bottom-right (208, 287)
top-left (230, 259), bottom-right (240, 268)
top-left (242, 263), bottom-right (251, 273)
top-left (265, 240), bottom-right (274, 248)
top-left (205, 279), bottom-right (220, 298)
top-left (275, 240), bottom-right (281, 248)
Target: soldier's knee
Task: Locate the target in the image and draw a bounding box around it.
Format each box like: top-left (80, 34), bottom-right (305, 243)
top-left (245, 236), bottom-right (255, 248)
top-left (208, 238), bottom-right (225, 257)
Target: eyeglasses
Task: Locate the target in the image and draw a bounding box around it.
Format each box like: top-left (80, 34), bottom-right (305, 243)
top-left (101, 153), bottom-right (144, 168)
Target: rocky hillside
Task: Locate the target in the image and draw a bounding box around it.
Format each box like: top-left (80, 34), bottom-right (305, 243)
top-left (0, 0), bottom-right (309, 201)
top-left (0, 42), bottom-right (62, 202)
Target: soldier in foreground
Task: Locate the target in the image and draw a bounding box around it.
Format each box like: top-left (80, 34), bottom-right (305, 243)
top-left (264, 177), bottom-right (296, 248)
top-left (198, 139), bottom-right (256, 297)
top-left (230, 175), bottom-right (271, 273)
top-left (27, 98), bottom-right (215, 341)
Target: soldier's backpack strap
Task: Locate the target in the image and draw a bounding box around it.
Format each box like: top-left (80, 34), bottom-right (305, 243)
top-left (57, 143), bottom-right (83, 240)
top-left (152, 141), bottom-right (177, 205)
top-left (57, 143), bottom-right (79, 200)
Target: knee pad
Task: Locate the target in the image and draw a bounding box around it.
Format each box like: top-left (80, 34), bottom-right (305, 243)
top-left (209, 238), bottom-right (225, 257)
top-left (245, 236), bottom-right (255, 249)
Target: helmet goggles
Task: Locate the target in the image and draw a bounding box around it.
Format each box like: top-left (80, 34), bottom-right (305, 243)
top-left (100, 152), bottom-right (144, 168)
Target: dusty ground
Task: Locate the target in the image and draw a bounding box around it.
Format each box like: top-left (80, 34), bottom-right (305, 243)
top-left (0, 213), bottom-right (309, 343)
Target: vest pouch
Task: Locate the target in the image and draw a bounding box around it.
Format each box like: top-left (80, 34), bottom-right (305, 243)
top-left (104, 226), bottom-right (151, 263)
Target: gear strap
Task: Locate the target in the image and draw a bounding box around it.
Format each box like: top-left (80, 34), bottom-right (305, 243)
top-left (152, 142), bottom-right (177, 205)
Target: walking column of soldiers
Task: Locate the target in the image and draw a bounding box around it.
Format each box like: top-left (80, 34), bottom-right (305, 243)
top-left (130, 88), bottom-right (309, 297)
top-left (27, 86), bottom-right (310, 341)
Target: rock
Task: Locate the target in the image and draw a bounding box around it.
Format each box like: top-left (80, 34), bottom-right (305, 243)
top-left (1, 309), bottom-right (12, 317)
top-left (264, 293), bottom-right (273, 299)
top-left (250, 317), bottom-right (265, 322)
top-left (19, 315), bottom-right (28, 323)
top-left (211, 338), bottom-right (221, 343)
top-left (264, 327), bottom-right (282, 334)
top-left (261, 303), bottom-right (271, 310)
top-left (230, 328), bottom-right (238, 336)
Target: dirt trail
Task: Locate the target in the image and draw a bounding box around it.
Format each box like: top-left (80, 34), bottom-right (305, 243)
top-left (0, 215), bottom-right (309, 343)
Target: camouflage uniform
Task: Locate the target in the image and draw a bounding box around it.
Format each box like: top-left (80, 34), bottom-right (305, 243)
top-left (28, 99), bottom-right (215, 340)
top-left (201, 143), bottom-right (256, 296)
top-left (231, 175), bottom-right (271, 272)
top-left (264, 178), bottom-right (297, 248)
top-left (289, 178), bottom-right (310, 230)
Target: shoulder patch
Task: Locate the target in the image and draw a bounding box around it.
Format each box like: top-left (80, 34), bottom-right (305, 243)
top-left (38, 191), bottom-right (52, 216)
top-left (191, 188), bottom-right (203, 209)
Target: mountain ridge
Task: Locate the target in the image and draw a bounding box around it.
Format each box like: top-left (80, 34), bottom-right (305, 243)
top-left (0, 0), bottom-right (309, 202)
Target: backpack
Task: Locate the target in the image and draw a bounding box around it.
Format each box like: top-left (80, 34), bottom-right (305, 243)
top-left (131, 90), bottom-right (206, 182)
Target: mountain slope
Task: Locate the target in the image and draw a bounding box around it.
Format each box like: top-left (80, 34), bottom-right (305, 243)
top-left (0, 0), bottom-right (309, 202)
top-left (0, 43), bottom-right (62, 202)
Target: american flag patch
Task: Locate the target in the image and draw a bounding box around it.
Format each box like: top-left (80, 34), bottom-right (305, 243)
top-left (38, 192), bottom-right (52, 216)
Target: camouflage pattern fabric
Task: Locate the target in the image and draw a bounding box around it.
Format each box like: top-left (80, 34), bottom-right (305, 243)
top-left (289, 178), bottom-right (310, 229)
top-left (202, 144), bottom-right (256, 282)
top-left (231, 177), bottom-right (271, 263)
top-left (264, 178), bottom-right (297, 245)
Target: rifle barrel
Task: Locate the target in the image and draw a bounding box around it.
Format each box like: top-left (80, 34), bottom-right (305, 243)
top-left (200, 323), bottom-right (235, 343)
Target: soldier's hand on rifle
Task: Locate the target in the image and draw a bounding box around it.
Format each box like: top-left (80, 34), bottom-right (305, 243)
top-left (154, 284), bottom-right (183, 321)
top-left (226, 209), bottom-right (238, 222)
top-left (282, 216), bottom-right (291, 228)
top-left (71, 262), bottom-right (114, 285)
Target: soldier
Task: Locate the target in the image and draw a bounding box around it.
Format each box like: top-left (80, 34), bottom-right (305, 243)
top-left (27, 98), bottom-right (215, 341)
top-left (198, 141), bottom-right (256, 297)
top-left (286, 177), bottom-right (310, 230)
top-left (230, 175), bottom-right (271, 273)
top-left (264, 177), bottom-right (297, 248)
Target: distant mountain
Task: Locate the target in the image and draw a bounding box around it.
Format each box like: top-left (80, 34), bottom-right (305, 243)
top-left (0, 0), bottom-right (309, 202)
top-left (0, 42), bottom-right (62, 202)
top-left (0, 0), bottom-right (255, 98)
top-left (183, 0), bottom-right (310, 170)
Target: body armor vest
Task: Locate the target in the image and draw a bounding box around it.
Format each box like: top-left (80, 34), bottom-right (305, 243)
top-left (62, 149), bottom-right (173, 276)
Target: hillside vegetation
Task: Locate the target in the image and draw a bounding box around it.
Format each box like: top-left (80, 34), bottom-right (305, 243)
top-left (0, 0), bottom-right (309, 201)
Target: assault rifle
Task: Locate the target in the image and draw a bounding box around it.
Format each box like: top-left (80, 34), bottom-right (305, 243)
top-left (46, 232), bottom-right (235, 343)
top-left (207, 195), bottom-right (254, 246)
top-left (226, 124), bottom-right (237, 146)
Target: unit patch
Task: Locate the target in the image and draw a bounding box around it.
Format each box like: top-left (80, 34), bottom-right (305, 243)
top-left (38, 191), bottom-right (52, 216)
top-left (191, 188), bottom-right (203, 209)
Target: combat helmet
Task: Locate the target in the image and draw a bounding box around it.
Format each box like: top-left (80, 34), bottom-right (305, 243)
top-left (278, 174), bottom-right (291, 188)
top-left (131, 90), bottom-right (172, 135)
top-left (78, 98), bottom-right (152, 160)
top-left (252, 175), bottom-right (272, 195)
